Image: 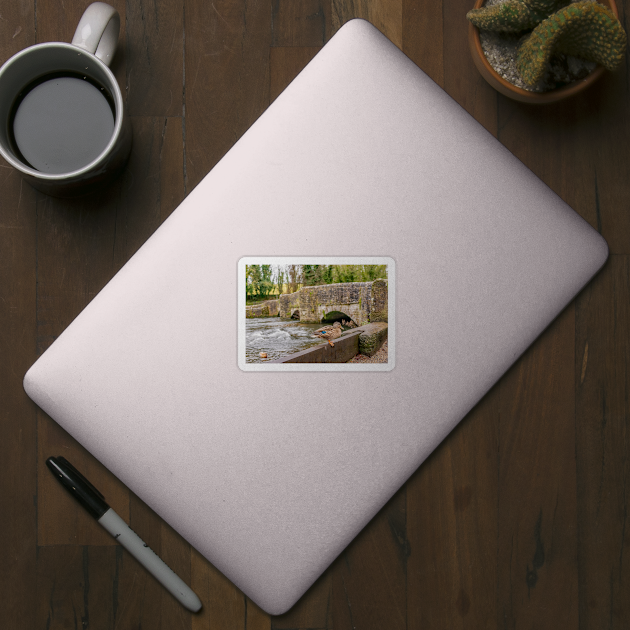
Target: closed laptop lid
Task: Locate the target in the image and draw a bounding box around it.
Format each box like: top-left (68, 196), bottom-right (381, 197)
top-left (24, 19), bottom-right (608, 614)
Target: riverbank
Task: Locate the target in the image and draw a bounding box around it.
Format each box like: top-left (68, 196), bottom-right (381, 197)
top-left (347, 339), bottom-right (388, 363)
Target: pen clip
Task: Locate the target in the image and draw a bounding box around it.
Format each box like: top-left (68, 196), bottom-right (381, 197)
top-left (54, 456), bottom-right (107, 502)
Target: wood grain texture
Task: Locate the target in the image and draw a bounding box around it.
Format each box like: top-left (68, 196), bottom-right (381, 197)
top-left (0, 156), bottom-right (38, 630)
top-left (332, 0), bottom-right (402, 48)
top-left (118, 494), bottom-right (194, 629)
top-left (407, 392), bottom-right (498, 629)
top-left (184, 0), bottom-right (271, 191)
top-left (497, 97), bottom-right (599, 231)
top-left (497, 304), bottom-right (579, 629)
top-left (443, 0), bottom-right (497, 132)
top-left (271, 0), bottom-right (331, 46)
top-left (188, 557), bottom-right (275, 630)
top-left (331, 486), bottom-right (408, 630)
top-left (403, 0), bottom-right (444, 87)
top-left (271, 573), bottom-right (332, 629)
top-left (0, 0), bottom-right (35, 54)
top-left (37, 417), bottom-right (129, 546)
top-left (494, 42), bottom-right (629, 255)
top-left (112, 116), bottom-right (185, 270)
top-left (0, 5), bottom-right (38, 630)
top-left (270, 47), bottom-right (321, 103)
top-left (582, 72), bottom-right (630, 254)
top-left (126, 0), bottom-right (184, 116)
top-left (35, 0), bottom-right (128, 98)
top-left (36, 545), bottom-right (119, 630)
top-left (1, 0), bottom-right (628, 627)
top-left (576, 256), bottom-right (630, 629)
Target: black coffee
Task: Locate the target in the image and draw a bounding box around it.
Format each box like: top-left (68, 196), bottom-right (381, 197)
top-left (10, 73), bottom-right (115, 174)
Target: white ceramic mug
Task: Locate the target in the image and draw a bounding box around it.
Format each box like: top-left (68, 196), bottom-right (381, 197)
top-left (0, 2), bottom-right (131, 197)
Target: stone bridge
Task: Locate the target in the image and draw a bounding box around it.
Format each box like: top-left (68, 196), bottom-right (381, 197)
top-left (246, 279), bottom-right (388, 326)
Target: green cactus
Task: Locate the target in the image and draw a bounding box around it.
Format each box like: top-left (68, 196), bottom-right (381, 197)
top-left (467, 0), bottom-right (568, 33)
top-left (516, 1), bottom-right (627, 85)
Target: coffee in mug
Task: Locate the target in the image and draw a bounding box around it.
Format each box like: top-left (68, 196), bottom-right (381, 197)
top-left (0, 2), bottom-right (131, 197)
top-left (11, 72), bottom-right (116, 174)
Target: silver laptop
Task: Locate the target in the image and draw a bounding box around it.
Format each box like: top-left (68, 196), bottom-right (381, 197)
top-left (23, 19), bottom-right (608, 614)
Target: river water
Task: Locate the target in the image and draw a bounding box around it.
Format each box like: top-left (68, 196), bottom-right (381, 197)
top-left (245, 318), bottom-right (331, 363)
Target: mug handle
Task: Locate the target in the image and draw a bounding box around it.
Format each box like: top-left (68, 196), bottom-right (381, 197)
top-left (71, 2), bottom-right (120, 67)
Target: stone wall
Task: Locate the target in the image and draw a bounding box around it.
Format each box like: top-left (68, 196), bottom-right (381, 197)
top-left (272, 329), bottom-right (362, 363)
top-left (271, 323), bottom-right (388, 362)
top-left (247, 279), bottom-right (388, 324)
top-left (245, 299), bottom-right (279, 318)
top-left (358, 322), bottom-right (388, 356)
top-left (299, 282), bottom-right (373, 325)
top-left (369, 279), bottom-right (388, 322)
top-left (279, 291), bottom-right (300, 318)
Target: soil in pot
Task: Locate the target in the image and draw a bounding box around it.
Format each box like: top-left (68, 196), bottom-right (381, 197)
top-left (479, 0), bottom-right (598, 92)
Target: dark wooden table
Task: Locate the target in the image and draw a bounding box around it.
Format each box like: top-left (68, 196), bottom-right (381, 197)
top-left (2, 0), bottom-right (628, 628)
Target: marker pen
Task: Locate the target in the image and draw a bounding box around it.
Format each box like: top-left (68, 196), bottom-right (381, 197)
top-left (46, 456), bottom-right (202, 613)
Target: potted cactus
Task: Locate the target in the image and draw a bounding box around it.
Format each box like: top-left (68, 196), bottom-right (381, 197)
top-left (467, 0), bottom-right (627, 102)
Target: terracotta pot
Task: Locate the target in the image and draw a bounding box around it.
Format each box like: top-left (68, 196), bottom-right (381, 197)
top-left (468, 0), bottom-right (619, 103)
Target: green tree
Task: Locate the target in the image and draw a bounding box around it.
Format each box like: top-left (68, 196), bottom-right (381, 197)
top-left (287, 265), bottom-right (301, 293)
top-left (275, 265), bottom-right (285, 296)
top-left (302, 264), bottom-right (315, 286)
top-left (259, 264), bottom-right (274, 299)
top-left (360, 265), bottom-right (387, 281)
top-left (246, 264), bottom-right (261, 298)
top-left (303, 264), bottom-right (331, 286)
top-left (333, 265), bottom-right (357, 283)
top-left (323, 265), bottom-right (334, 284)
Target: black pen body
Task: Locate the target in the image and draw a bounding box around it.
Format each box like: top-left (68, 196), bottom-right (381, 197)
top-left (46, 456), bottom-right (110, 518)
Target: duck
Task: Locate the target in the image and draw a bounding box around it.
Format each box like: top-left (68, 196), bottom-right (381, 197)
top-left (312, 321), bottom-right (343, 347)
top-left (341, 319), bottom-right (357, 328)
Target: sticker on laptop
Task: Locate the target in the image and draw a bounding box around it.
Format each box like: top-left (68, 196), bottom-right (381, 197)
top-left (238, 257), bottom-right (394, 371)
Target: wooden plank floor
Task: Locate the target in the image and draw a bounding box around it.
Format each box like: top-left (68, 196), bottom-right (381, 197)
top-left (1, 0), bottom-right (628, 628)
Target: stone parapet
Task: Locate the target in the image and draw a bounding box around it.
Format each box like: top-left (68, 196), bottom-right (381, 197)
top-left (270, 323), bottom-right (388, 363)
top-left (247, 279), bottom-right (388, 323)
top-left (245, 299), bottom-right (279, 318)
top-left (358, 322), bottom-right (388, 356)
top-left (299, 282), bottom-right (373, 325)
top-left (279, 291), bottom-right (300, 318)
top-left (369, 279), bottom-right (388, 322)
top-left (271, 329), bottom-right (363, 363)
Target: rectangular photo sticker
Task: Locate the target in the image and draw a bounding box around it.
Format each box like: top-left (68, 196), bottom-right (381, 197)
top-left (238, 257), bottom-right (395, 372)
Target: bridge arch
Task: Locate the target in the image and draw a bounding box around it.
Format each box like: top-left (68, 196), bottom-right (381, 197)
top-left (321, 310), bottom-right (352, 324)
top-left (274, 279), bottom-right (388, 326)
